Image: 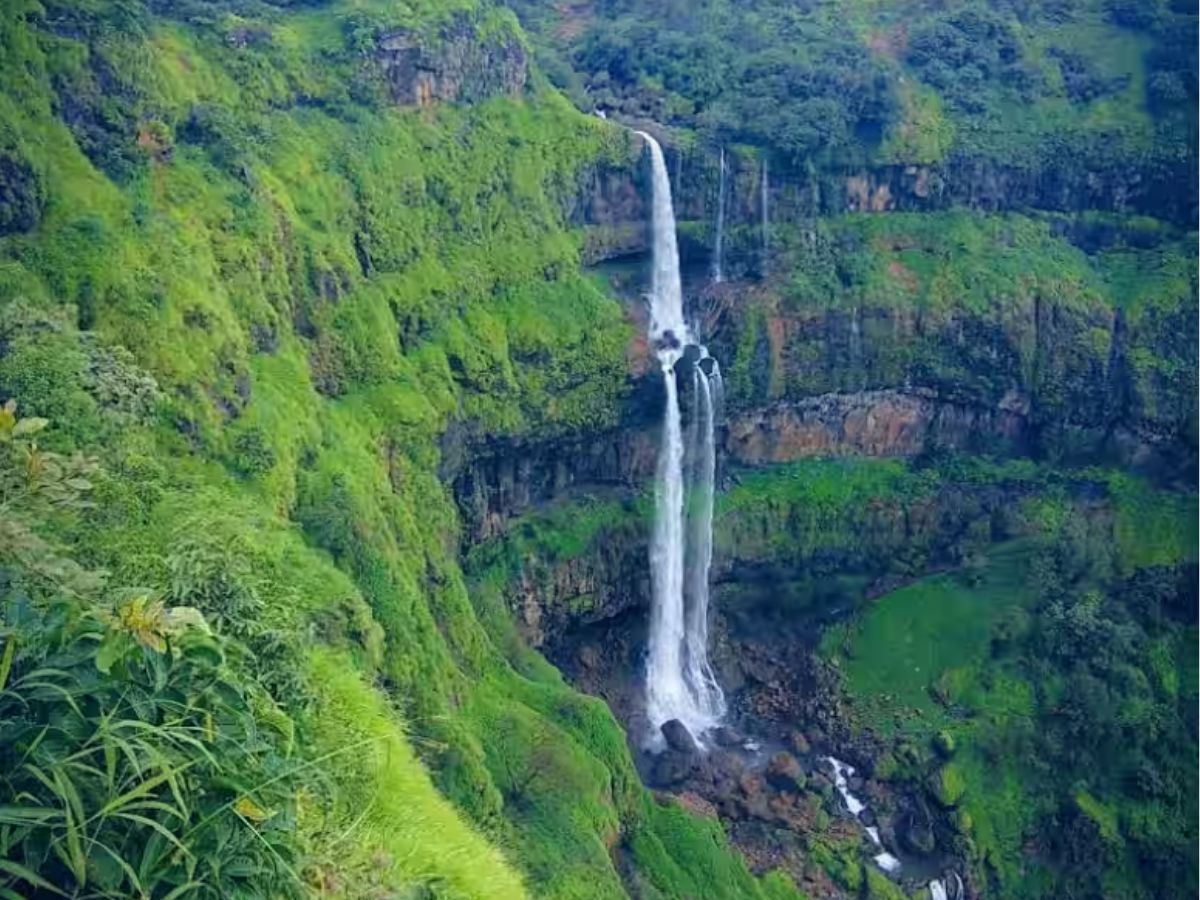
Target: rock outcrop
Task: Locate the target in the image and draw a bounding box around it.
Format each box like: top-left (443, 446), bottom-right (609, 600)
top-left (378, 13), bottom-right (528, 108)
top-left (445, 425), bottom-right (657, 543)
top-left (572, 137), bottom-right (1197, 266)
top-left (726, 388), bottom-right (1028, 464)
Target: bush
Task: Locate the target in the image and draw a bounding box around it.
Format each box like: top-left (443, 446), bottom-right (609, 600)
top-left (0, 593), bottom-right (301, 899)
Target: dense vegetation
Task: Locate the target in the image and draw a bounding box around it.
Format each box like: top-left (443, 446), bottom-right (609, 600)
top-left (462, 449), bottom-right (1199, 898)
top-left (823, 475), bottom-right (1197, 899)
top-left (0, 0), bottom-right (799, 897)
top-left (0, 0), bottom-right (1194, 898)
top-left (716, 209), bottom-right (1196, 474)
top-left (509, 0), bottom-right (1197, 190)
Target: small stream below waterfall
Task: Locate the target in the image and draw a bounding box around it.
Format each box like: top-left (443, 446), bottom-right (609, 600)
top-left (824, 756), bottom-right (962, 899)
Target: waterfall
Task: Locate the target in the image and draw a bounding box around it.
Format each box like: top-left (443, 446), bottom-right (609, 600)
top-left (928, 874), bottom-right (962, 900)
top-left (637, 133), bottom-right (688, 346)
top-left (760, 156), bottom-right (769, 275)
top-left (712, 147), bottom-right (726, 283)
top-left (637, 131), bottom-right (724, 746)
top-left (684, 355), bottom-right (725, 720)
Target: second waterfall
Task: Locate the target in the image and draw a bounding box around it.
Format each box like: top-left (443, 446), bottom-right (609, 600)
top-left (637, 132), bottom-right (726, 748)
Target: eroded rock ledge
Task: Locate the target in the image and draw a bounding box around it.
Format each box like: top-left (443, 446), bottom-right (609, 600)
top-left (726, 387), bottom-right (1029, 464)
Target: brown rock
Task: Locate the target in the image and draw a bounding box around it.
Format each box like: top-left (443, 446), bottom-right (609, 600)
top-left (765, 752), bottom-right (805, 792)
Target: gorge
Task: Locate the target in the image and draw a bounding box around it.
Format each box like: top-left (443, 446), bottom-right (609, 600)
top-left (0, 1), bottom-right (1195, 900)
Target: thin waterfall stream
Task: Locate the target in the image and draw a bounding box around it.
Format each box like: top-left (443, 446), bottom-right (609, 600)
top-left (684, 351), bottom-right (725, 720)
top-left (825, 756), bottom-right (961, 897)
top-left (636, 131), bottom-right (725, 747)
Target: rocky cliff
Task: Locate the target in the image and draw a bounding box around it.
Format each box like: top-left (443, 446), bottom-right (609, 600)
top-left (377, 12), bottom-right (529, 107)
top-left (577, 140), bottom-right (1198, 267)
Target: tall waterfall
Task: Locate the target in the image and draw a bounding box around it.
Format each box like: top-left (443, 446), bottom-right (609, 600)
top-left (684, 354), bottom-right (726, 721)
top-left (711, 148), bottom-right (727, 283)
top-left (760, 156), bottom-right (770, 274)
top-left (636, 132), bottom-right (725, 745)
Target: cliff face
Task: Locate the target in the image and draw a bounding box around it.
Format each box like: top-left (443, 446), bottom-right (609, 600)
top-left (724, 387), bottom-right (1028, 463)
top-left (377, 13), bottom-right (529, 107)
top-left (0, 4), bottom-right (801, 899)
top-left (578, 142), bottom-right (1198, 267)
top-left (568, 140), bottom-right (1195, 478)
top-left (711, 283), bottom-right (1194, 474)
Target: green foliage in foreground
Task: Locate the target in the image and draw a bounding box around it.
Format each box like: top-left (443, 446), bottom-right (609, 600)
top-left (824, 492), bottom-right (1197, 899)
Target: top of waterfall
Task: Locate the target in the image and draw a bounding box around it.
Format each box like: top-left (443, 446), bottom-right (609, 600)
top-left (634, 131), bottom-right (690, 354)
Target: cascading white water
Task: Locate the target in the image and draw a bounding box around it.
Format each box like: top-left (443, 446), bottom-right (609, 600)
top-left (637, 132), bottom-right (724, 745)
top-left (927, 874), bottom-right (962, 900)
top-left (825, 756), bottom-right (902, 874)
top-left (683, 355), bottom-right (725, 721)
top-left (712, 147), bottom-right (727, 283)
top-left (637, 133), bottom-right (688, 346)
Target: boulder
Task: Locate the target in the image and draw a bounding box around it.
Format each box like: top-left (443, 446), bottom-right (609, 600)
top-left (653, 751), bottom-right (695, 786)
top-left (765, 752), bottom-right (805, 792)
top-left (711, 725), bottom-right (746, 748)
top-left (661, 719), bottom-right (700, 755)
top-left (788, 730), bottom-right (811, 755)
top-left (899, 812), bottom-right (937, 856)
top-left (930, 763), bottom-right (966, 809)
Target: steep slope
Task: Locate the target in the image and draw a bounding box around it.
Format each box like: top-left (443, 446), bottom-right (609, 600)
top-left (0, 1), bottom-right (801, 898)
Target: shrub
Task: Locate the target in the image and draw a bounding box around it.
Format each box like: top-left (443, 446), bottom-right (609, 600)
top-left (0, 593), bottom-right (301, 899)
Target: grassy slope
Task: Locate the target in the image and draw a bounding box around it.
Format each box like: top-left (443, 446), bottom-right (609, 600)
top-left (0, 1), bottom-right (799, 897)
top-left (821, 473), bottom-right (1197, 899)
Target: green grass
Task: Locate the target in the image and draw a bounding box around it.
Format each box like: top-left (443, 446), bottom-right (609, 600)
top-left (821, 488), bottom-right (1197, 899)
top-left (821, 541), bottom-right (1039, 736)
top-left (301, 650), bottom-right (529, 900)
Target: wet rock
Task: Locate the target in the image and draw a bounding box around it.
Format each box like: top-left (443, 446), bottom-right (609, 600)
top-left (900, 812), bottom-right (937, 856)
top-left (653, 751), bottom-right (696, 786)
top-left (711, 725), bottom-right (746, 748)
top-left (661, 719), bottom-right (699, 755)
top-left (765, 752), bottom-right (805, 793)
top-left (655, 329), bottom-right (682, 352)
